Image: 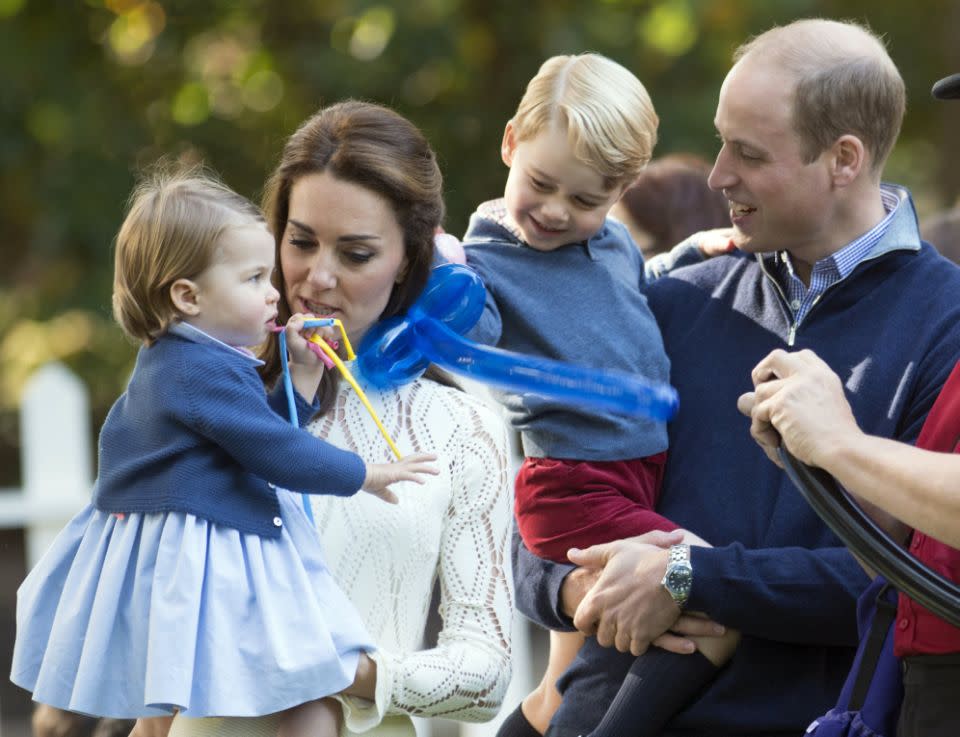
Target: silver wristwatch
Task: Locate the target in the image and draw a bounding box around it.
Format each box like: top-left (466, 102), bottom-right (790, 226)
top-left (661, 543), bottom-right (693, 608)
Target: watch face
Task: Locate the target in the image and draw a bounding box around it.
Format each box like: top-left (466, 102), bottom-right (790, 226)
top-left (666, 567), bottom-right (692, 596)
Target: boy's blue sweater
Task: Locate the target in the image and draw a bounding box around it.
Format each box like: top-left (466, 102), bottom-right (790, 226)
top-left (513, 185), bottom-right (960, 734)
top-left (462, 200), bottom-right (670, 461)
top-left (93, 325), bottom-right (366, 538)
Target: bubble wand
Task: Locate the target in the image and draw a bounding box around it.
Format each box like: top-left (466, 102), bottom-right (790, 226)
top-left (273, 318), bottom-right (403, 521)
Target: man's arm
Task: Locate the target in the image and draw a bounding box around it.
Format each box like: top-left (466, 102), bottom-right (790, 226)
top-left (569, 534), bottom-right (867, 650)
top-left (818, 436), bottom-right (960, 548)
top-left (685, 543), bottom-right (867, 644)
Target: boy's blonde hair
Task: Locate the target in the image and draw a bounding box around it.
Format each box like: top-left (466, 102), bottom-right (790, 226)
top-left (112, 164), bottom-right (265, 345)
top-left (511, 53), bottom-right (658, 185)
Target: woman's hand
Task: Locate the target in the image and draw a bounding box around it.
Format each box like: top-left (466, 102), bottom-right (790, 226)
top-left (363, 453), bottom-right (440, 504)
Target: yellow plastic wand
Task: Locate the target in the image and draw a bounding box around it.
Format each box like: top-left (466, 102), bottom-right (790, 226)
top-left (308, 332), bottom-right (403, 460)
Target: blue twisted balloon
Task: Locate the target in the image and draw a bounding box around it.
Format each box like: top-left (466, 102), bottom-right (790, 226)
top-left (356, 263), bottom-right (679, 420)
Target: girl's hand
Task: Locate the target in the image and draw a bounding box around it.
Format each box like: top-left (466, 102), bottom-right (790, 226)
top-left (285, 313), bottom-right (337, 368)
top-left (362, 453), bottom-right (440, 504)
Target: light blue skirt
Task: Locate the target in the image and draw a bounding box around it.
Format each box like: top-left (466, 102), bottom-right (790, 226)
top-left (12, 491), bottom-right (373, 718)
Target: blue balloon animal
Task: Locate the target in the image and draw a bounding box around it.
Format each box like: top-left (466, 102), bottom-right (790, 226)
top-left (356, 263), bottom-right (678, 420)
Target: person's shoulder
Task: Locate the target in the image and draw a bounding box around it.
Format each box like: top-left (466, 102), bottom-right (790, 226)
top-left (595, 218), bottom-right (642, 260)
top-left (463, 199), bottom-right (521, 247)
top-left (600, 216), bottom-right (634, 246)
top-left (916, 241), bottom-right (960, 277)
top-left (903, 245), bottom-right (960, 319)
top-left (410, 378), bottom-right (508, 437)
top-left (884, 242), bottom-right (960, 300)
top-left (150, 330), bottom-right (261, 397)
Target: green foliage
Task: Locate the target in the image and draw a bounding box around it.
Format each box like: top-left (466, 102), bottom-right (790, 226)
top-left (0, 0), bottom-right (958, 440)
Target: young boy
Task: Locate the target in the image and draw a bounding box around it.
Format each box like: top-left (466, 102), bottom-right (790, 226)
top-left (462, 54), bottom-right (738, 737)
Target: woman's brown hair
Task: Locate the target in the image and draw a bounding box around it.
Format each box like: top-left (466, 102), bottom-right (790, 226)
top-left (259, 100), bottom-right (453, 411)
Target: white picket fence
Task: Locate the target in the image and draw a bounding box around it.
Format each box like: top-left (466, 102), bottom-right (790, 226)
top-left (1, 362), bottom-right (536, 737)
top-left (0, 363), bottom-right (93, 568)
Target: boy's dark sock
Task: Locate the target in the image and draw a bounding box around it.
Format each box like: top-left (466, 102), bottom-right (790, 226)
top-left (587, 647), bottom-right (719, 737)
top-left (497, 703), bottom-right (544, 737)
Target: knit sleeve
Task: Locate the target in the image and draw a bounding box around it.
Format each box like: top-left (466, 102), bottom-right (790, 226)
top-left (511, 526), bottom-right (578, 632)
top-left (349, 398), bottom-right (514, 727)
top-left (463, 245), bottom-right (504, 346)
top-left (179, 353), bottom-right (365, 496)
top-left (687, 543), bottom-right (868, 645)
top-left (265, 379), bottom-right (321, 428)
top-left (643, 236), bottom-right (706, 282)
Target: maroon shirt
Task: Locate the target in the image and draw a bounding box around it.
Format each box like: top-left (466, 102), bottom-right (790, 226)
top-left (894, 359), bottom-right (960, 656)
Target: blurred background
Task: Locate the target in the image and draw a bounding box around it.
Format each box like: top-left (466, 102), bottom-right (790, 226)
top-left (1, 0), bottom-right (959, 734)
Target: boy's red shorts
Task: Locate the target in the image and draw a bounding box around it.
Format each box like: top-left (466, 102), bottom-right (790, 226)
top-left (514, 453), bottom-right (673, 563)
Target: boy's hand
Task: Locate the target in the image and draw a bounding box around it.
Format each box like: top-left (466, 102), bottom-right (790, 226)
top-left (362, 453), bottom-right (439, 504)
top-left (694, 227), bottom-right (737, 257)
top-left (285, 313), bottom-right (337, 367)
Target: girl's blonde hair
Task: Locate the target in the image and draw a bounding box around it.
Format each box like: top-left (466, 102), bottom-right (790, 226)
top-left (112, 164), bottom-right (264, 345)
top-left (511, 53), bottom-right (659, 185)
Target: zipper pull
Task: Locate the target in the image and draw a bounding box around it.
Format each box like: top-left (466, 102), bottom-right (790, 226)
top-left (788, 324), bottom-right (797, 346)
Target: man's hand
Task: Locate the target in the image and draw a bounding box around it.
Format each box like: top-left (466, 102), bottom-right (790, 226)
top-left (738, 348), bottom-right (910, 547)
top-left (567, 529), bottom-right (684, 655)
top-left (559, 565), bottom-right (600, 619)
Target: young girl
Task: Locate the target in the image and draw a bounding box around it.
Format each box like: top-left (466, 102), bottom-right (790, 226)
top-left (11, 167), bottom-right (437, 737)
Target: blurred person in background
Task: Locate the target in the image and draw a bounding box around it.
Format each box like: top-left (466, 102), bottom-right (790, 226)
top-left (921, 205), bottom-right (960, 266)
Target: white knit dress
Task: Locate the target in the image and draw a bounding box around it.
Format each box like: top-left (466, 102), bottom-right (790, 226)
top-left (170, 375), bottom-right (514, 736)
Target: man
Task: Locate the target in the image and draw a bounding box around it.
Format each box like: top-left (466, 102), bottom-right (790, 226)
top-left (735, 71), bottom-right (960, 737)
top-left (512, 20), bottom-right (960, 737)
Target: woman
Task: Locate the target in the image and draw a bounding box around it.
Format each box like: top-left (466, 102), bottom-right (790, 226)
top-left (167, 100), bottom-right (514, 737)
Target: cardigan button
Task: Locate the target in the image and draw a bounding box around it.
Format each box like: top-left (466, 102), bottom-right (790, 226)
top-left (273, 516), bottom-right (283, 527)
top-left (898, 618), bottom-right (909, 630)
